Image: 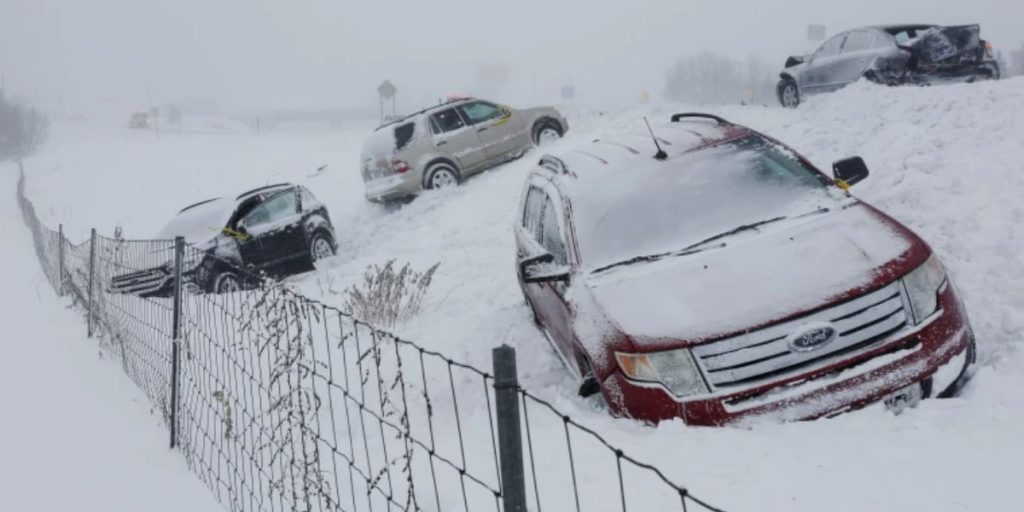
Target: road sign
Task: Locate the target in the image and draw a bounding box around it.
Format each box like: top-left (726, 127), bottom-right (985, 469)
top-left (377, 80), bottom-right (397, 100)
top-left (808, 25), bottom-right (826, 41)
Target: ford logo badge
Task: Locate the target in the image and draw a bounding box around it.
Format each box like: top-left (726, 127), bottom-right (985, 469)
top-left (787, 324), bottom-right (837, 352)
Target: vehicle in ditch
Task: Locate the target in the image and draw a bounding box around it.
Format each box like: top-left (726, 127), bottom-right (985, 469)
top-left (515, 113), bottom-right (976, 425)
top-left (778, 24), bottom-right (1001, 108)
top-left (110, 183), bottom-right (337, 297)
top-left (360, 97), bottom-right (568, 202)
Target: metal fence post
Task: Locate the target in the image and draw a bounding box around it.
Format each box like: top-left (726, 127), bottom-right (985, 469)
top-left (170, 236), bottom-right (184, 449)
top-left (87, 228), bottom-right (97, 337)
top-left (493, 345), bottom-right (527, 512)
top-left (57, 224), bottom-right (65, 296)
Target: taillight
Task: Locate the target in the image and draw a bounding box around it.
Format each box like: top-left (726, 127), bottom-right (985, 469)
top-left (391, 159), bottom-right (411, 174)
top-left (984, 40), bottom-right (994, 59)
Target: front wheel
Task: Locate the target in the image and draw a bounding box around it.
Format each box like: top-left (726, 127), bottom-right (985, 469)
top-left (778, 80), bottom-right (800, 108)
top-left (212, 271), bottom-right (243, 294)
top-left (533, 122), bottom-right (563, 146)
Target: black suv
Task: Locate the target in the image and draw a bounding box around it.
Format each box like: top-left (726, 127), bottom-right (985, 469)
top-left (111, 183), bottom-right (337, 296)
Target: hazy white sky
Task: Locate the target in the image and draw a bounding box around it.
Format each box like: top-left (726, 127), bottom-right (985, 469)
top-left (2, 0), bottom-right (1022, 114)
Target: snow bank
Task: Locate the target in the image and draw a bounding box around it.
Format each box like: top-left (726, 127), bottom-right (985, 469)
top-left (0, 167), bottom-right (221, 512)
top-left (18, 77), bottom-right (1024, 511)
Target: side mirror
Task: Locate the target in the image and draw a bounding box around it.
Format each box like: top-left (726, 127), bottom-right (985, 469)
top-left (520, 253), bottom-right (569, 284)
top-left (832, 156), bottom-right (870, 189)
top-left (500, 105), bottom-right (512, 117)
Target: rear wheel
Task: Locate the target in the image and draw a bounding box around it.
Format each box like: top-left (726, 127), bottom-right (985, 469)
top-left (309, 232), bottom-right (335, 263)
top-left (425, 163), bottom-right (459, 190)
top-left (778, 79), bottom-right (800, 108)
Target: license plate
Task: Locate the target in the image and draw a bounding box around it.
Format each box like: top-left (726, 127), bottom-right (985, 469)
top-left (884, 383), bottom-right (924, 414)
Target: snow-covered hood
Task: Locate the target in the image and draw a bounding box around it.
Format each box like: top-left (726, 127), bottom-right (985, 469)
top-left (584, 203), bottom-right (916, 346)
top-left (155, 197), bottom-right (235, 246)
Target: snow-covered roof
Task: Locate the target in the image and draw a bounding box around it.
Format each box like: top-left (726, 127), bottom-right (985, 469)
top-left (544, 118), bottom-right (751, 187)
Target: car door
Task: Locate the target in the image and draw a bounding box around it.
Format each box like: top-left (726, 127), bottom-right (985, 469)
top-left (428, 108), bottom-right (488, 173)
top-left (236, 189), bottom-right (306, 274)
top-left (833, 30), bottom-right (883, 85)
top-left (801, 32), bottom-right (847, 92)
top-left (518, 184), bottom-right (577, 369)
top-left (458, 100), bottom-right (529, 164)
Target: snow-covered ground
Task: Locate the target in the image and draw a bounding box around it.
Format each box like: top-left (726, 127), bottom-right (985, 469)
top-left (18, 79), bottom-right (1024, 511)
top-left (0, 169), bottom-right (222, 512)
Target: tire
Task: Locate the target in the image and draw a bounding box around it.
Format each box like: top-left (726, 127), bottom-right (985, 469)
top-left (425, 163), bottom-right (460, 190)
top-left (532, 121), bottom-right (563, 146)
top-left (309, 231), bottom-right (336, 264)
top-left (936, 338), bottom-right (977, 398)
top-left (778, 79), bottom-right (800, 108)
top-left (212, 271), bottom-right (243, 294)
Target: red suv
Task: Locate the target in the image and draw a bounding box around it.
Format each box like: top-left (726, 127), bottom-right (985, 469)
top-left (514, 113), bottom-right (975, 425)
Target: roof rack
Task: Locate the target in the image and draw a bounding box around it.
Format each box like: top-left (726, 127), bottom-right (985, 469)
top-left (538, 155), bottom-right (573, 176)
top-left (670, 113), bottom-right (731, 124)
top-left (235, 183), bottom-right (292, 200)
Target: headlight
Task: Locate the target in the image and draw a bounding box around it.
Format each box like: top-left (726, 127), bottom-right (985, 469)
top-left (903, 255), bottom-right (947, 324)
top-left (615, 349), bottom-right (709, 398)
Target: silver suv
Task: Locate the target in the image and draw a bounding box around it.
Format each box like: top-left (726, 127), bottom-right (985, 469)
top-left (360, 98), bottom-right (568, 202)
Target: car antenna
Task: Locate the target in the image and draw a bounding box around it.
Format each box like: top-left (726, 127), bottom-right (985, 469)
top-left (644, 117), bottom-right (668, 160)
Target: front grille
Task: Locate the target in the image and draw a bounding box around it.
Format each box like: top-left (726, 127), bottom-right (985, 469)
top-left (110, 268), bottom-right (168, 295)
top-left (692, 281), bottom-right (908, 389)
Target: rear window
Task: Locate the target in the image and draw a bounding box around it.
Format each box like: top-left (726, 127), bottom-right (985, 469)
top-left (394, 122), bottom-right (415, 151)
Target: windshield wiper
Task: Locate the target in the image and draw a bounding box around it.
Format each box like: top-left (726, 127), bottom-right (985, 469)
top-left (592, 215), bottom-right (791, 275)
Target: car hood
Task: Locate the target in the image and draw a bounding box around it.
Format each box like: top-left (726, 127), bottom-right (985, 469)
top-left (584, 203), bottom-right (919, 347)
top-left (155, 197), bottom-right (236, 246)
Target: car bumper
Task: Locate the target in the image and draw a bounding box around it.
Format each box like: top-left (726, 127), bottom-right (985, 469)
top-left (363, 170), bottom-right (422, 202)
top-left (602, 281), bottom-right (974, 425)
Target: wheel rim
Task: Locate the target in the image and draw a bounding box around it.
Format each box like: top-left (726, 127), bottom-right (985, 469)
top-left (312, 237), bottom-right (333, 261)
top-left (430, 168), bottom-right (456, 189)
top-left (782, 85), bottom-right (798, 107)
top-left (538, 127), bottom-right (561, 145)
top-left (218, 275), bottom-right (241, 293)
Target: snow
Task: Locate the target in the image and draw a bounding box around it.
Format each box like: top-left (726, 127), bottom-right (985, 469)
top-left (14, 78), bottom-right (1024, 511)
top-left (154, 197), bottom-right (234, 244)
top-left (586, 203), bottom-right (912, 342)
top-left (0, 169), bottom-right (221, 512)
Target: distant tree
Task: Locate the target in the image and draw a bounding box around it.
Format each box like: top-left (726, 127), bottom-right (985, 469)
top-left (166, 104), bottom-right (183, 127)
top-left (0, 90), bottom-right (49, 162)
top-left (1010, 44), bottom-right (1024, 77)
top-left (665, 51), bottom-right (776, 105)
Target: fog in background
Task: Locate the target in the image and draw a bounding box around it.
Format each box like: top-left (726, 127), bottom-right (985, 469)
top-left (2, 0), bottom-right (1023, 117)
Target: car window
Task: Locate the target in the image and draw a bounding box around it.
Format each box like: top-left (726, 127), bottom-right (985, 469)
top-left (458, 101), bottom-right (504, 125)
top-left (430, 108), bottom-right (465, 134)
top-left (843, 31), bottom-right (882, 52)
top-left (394, 122), bottom-right (415, 150)
top-left (815, 33), bottom-right (846, 58)
top-left (241, 190), bottom-right (298, 229)
top-left (522, 186), bottom-right (545, 236)
top-left (538, 196), bottom-right (567, 265)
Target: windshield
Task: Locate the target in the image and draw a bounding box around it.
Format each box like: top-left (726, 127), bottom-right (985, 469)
top-left (155, 197), bottom-right (236, 244)
top-left (573, 135), bottom-right (837, 272)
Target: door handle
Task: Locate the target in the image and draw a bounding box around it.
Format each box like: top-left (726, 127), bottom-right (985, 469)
top-left (436, 140), bottom-right (447, 146)
top-left (477, 126), bottom-right (488, 132)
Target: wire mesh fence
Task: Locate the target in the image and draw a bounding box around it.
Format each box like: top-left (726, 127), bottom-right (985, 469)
top-left (15, 167), bottom-right (728, 512)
